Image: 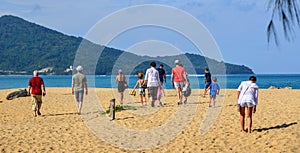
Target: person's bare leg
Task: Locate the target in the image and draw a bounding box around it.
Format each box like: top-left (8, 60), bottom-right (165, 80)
top-left (176, 87), bottom-right (180, 103)
top-left (203, 89), bottom-right (206, 96)
top-left (143, 95), bottom-right (147, 105)
top-left (120, 92), bottom-right (124, 104)
top-left (179, 89), bottom-right (183, 103)
top-left (139, 95), bottom-right (143, 105)
top-left (246, 107), bottom-right (253, 133)
top-left (203, 88), bottom-right (208, 97)
top-left (213, 98), bottom-right (216, 107)
top-left (77, 102), bottom-right (82, 114)
top-left (162, 87), bottom-right (166, 96)
top-left (239, 106), bottom-right (246, 132)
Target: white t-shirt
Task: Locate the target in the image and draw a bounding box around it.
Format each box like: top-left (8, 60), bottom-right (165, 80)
top-left (237, 81), bottom-right (259, 105)
top-left (145, 67), bottom-right (160, 87)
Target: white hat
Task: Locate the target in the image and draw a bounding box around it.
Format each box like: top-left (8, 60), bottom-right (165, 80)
top-left (175, 60), bottom-right (180, 64)
top-left (76, 65), bottom-right (83, 71)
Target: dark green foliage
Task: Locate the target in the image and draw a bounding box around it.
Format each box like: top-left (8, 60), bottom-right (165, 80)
top-left (101, 105), bottom-right (137, 114)
top-left (0, 15), bottom-right (79, 74)
top-left (0, 15), bottom-right (254, 75)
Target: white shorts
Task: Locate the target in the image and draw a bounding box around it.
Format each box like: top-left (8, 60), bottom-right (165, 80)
top-left (239, 101), bottom-right (255, 107)
top-left (174, 82), bottom-right (184, 89)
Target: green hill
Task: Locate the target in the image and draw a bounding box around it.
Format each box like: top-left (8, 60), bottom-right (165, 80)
top-left (0, 15), bottom-right (254, 75)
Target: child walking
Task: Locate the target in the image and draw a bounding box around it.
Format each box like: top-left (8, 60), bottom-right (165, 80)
top-left (209, 77), bottom-right (220, 108)
top-left (132, 73), bottom-right (147, 105)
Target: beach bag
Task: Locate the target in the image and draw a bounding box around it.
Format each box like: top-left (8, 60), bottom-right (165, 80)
top-left (157, 86), bottom-right (162, 99)
top-left (183, 84), bottom-right (191, 97)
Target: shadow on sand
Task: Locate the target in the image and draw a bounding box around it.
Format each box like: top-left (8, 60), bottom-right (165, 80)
top-left (42, 111), bottom-right (101, 117)
top-left (116, 116), bottom-right (135, 120)
top-left (41, 112), bottom-right (79, 117)
top-left (253, 122), bottom-right (298, 132)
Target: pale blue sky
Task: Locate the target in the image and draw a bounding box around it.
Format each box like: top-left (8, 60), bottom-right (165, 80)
top-left (1, 0), bottom-right (299, 74)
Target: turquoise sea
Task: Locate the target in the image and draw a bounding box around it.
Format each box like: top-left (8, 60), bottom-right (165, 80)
top-left (1, 74), bottom-right (299, 90)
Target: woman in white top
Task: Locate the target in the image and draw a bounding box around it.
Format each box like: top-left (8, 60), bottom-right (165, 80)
top-left (143, 61), bottom-right (162, 107)
top-left (237, 76), bottom-right (258, 133)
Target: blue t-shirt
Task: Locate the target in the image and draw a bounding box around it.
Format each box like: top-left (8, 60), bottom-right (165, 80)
top-left (156, 68), bottom-right (166, 83)
top-left (210, 82), bottom-right (220, 96)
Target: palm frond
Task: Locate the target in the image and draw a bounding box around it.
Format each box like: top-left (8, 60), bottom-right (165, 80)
top-left (292, 0), bottom-right (300, 26)
top-left (267, 0), bottom-right (300, 46)
top-left (267, 20), bottom-right (279, 46)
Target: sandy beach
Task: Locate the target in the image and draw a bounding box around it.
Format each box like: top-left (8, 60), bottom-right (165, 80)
top-left (0, 88), bottom-right (299, 152)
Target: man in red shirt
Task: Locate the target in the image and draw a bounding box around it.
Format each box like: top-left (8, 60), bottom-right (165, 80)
top-left (28, 70), bottom-right (46, 117)
top-left (171, 60), bottom-right (188, 105)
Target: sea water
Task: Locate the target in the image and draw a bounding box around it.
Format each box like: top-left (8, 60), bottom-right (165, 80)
top-left (0, 74), bottom-right (299, 90)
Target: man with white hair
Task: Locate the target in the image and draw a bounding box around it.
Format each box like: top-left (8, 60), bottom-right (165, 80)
top-left (28, 70), bottom-right (46, 117)
top-left (171, 60), bottom-right (188, 105)
top-left (72, 65), bottom-right (88, 114)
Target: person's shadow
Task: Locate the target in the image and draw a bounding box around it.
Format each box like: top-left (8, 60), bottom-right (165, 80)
top-left (253, 122), bottom-right (297, 132)
top-left (41, 112), bottom-right (79, 117)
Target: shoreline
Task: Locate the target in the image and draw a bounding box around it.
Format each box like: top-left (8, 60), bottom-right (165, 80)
top-left (1, 74), bottom-right (300, 90)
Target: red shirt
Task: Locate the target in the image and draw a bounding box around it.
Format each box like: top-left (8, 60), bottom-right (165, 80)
top-left (172, 66), bottom-right (185, 82)
top-left (28, 76), bottom-right (44, 95)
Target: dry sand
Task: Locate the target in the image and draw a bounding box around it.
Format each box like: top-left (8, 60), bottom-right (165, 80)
top-left (0, 88), bottom-right (299, 152)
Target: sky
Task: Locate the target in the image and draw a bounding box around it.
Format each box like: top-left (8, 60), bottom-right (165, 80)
top-left (1, 0), bottom-right (300, 74)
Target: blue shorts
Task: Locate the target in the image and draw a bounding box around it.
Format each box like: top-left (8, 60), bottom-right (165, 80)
top-left (210, 94), bottom-right (217, 99)
top-left (205, 82), bottom-right (211, 89)
top-left (139, 88), bottom-right (145, 95)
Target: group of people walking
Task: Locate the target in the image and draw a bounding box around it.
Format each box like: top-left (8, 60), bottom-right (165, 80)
top-left (27, 60), bottom-right (258, 133)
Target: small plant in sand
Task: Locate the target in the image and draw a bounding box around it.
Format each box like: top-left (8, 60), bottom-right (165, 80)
top-left (99, 105), bottom-right (137, 115)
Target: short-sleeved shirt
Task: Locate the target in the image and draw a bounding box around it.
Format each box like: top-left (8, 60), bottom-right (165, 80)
top-left (28, 77), bottom-right (44, 95)
top-left (145, 67), bottom-right (160, 87)
top-left (72, 73), bottom-right (87, 91)
top-left (172, 66), bottom-right (185, 82)
top-left (156, 68), bottom-right (166, 83)
top-left (209, 83), bottom-right (220, 96)
top-left (205, 72), bottom-right (212, 83)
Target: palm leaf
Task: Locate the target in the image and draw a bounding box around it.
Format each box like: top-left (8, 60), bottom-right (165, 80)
top-left (267, 0), bottom-right (300, 46)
